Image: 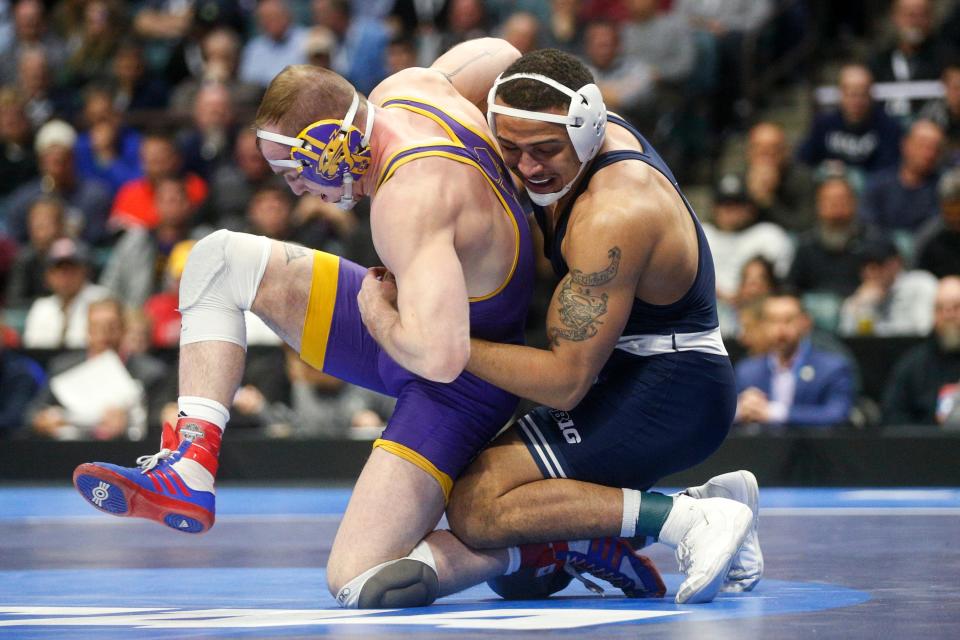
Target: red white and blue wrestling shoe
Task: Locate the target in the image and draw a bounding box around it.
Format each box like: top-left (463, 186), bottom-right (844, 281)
top-left (488, 538), bottom-right (665, 600)
top-left (557, 537), bottom-right (666, 598)
top-left (73, 418), bottom-right (222, 534)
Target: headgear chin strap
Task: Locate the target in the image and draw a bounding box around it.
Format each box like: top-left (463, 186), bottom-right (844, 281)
top-left (256, 90), bottom-right (376, 210)
top-left (487, 72), bottom-right (607, 206)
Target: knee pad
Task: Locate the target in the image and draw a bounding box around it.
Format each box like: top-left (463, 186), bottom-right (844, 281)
top-left (335, 541), bottom-right (439, 609)
top-left (179, 230), bottom-right (271, 349)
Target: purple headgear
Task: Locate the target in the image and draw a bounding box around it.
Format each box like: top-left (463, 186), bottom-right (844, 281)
top-left (256, 91), bottom-right (375, 210)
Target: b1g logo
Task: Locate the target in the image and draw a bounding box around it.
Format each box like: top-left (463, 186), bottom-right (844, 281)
top-left (549, 410), bottom-right (582, 444)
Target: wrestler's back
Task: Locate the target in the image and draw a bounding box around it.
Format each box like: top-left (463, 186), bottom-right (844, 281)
top-left (368, 68), bottom-right (519, 300)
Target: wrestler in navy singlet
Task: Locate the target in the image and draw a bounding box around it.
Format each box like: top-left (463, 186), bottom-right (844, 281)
top-left (520, 115), bottom-right (737, 490)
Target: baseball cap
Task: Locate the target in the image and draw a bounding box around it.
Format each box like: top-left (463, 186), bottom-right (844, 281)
top-left (45, 237), bottom-right (90, 267)
top-left (34, 120), bottom-right (77, 155)
top-left (714, 173), bottom-right (750, 204)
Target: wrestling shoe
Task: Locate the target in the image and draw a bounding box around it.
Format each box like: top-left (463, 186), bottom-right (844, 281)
top-left (487, 542), bottom-right (572, 600)
top-left (73, 417), bottom-right (222, 534)
top-left (685, 470), bottom-right (763, 592)
top-left (557, 537), bottom-right (666, 598)
top-left (658, 495), bottom-right (753, 604)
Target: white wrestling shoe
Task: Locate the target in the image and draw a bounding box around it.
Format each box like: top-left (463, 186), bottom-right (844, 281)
top-left (658, 494), bottom-right (753, 604)
top-left (686, 470), bottom-right (763, 592)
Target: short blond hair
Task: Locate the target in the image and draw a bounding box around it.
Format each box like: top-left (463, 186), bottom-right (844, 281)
top-left (255, 65), bottom-right (362, 136)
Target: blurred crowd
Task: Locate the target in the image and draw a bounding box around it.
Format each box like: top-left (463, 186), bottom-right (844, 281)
top-left (1, 0), bottom-right (960, 442)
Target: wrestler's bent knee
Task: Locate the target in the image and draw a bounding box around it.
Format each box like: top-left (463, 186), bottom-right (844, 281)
top-left (331, 542), bottom-right (439, 609)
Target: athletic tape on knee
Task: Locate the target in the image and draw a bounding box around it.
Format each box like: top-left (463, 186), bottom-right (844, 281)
top-left (179, 230), bottom-right (271, 350)
top-left (334, 541), bottom-right (439, 609)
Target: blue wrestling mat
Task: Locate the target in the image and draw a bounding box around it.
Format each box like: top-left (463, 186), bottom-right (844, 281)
top-left (2, 486), bottom-right (959, 639)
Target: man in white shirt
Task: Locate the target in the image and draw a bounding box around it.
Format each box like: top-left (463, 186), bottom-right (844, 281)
top-left (22, 237), bottom-right (110, 349)
top-left (839, 238), bottom-right (938, 336)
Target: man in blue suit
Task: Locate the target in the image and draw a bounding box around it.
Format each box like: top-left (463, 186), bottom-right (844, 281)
top-left (735, 292), bottom-right (855, 427)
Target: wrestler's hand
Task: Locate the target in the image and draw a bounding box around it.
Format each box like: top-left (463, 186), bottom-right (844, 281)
top-left (358, 267), bottom-right (400, 341)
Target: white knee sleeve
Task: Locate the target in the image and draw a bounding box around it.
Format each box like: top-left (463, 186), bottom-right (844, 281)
top-left (179, 230), bottom-right (272, 350)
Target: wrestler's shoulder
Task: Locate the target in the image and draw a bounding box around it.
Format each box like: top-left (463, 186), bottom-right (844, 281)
top-left (369, 67), bottom-right (452, 104)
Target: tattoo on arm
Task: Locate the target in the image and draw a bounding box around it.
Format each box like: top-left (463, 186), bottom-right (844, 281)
top-left (440, 51), bottom-right (492, 82)
top-left (548, 247), bottom-right (622, 345)
top-left (283, 243), bottom-right (311, 264)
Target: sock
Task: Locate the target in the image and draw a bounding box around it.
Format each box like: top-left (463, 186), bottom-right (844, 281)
top-left (178, 396), bottom-right (230, 431)
top-left (634, 492), bottom-right (674, 540)
top-left (504, 547), bottom-right (522, 575)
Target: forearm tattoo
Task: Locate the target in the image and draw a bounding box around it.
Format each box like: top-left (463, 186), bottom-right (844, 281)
top-left (283, 243), bottom-right (311, 264)
top-left (549, 247), bottom-right (622, 345)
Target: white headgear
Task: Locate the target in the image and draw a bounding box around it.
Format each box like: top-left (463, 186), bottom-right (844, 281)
top-left (487, 72), bottom-right (607, 206)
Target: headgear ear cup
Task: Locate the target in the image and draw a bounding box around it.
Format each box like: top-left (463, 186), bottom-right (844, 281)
top-left (487, 72), bottom-right (608, 205)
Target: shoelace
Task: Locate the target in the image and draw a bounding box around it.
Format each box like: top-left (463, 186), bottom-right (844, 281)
top-left (677, 540), bottom-right (693, 573)
top-left (137, 449), bottom-right (175, 473)
top-left (563, 562), bottom-right (605, 596)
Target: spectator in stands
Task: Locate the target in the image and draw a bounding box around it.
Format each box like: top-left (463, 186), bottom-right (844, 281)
top-left (882, 275), bottom-right (960, 424)
top-left (169, 27), bottom-right (262, 116)
top-left (26, 297), bottom-right (170, 440)
top-left (582, 20), bottom-right (656, 120)
top-left (199, 128), bottom-right (272, 229)
top-left (859, 118), bottom-right (944, 232)
top-left (789, 176), bottom-right (888, 299)
top-left (61, 0), bottom-right (124, 90)
top-left (101, 177), bottom-right (208, 309)
top-left (239, 0), bottom-right (308, 89)
top-left (620, 0), bottom-right (696, 92)
top-left (244, 183), bottom-right (334, 251)
top-left (303, 26), bottom-right (336, 71)
top-left (675, 0), bottom-right (774, 130)
top-left (72, 87), bottom-right (142, 195)
top-left (279, 344), bottom-right (396, 439)
top-left (435, 0), bottom-right (489, 62)
top-left (869, 0), bottom-right (958, 120)
top-left (106, 39), bottom-right (169, 113)
top-left (110, 133), bottom-right (207, 230)
top-left (385, 33), bottom-right (417, 76)
top-left (313, 0), bottom-right (390, 94)
top-left (4, 197), bottom-right (64, 309)
top-left (797, 64), bottom-right (902, 181)
top-left (0, 87), bottom-right (37, 198)
top-left (839, 237), bottom-right (938, 336)
top-left (499, 11), bottom-right (541, 55)
top-left (734, 291), bottom-right (855, 428)
top-left (16, 46), bottom-right (74, 128)
top-left (702, 172), bottom-right (794, 302)
top-left (919, 62), bottom-right (960, 166)
top-left (22, 237), bottom-right (110, 349)
top-left (0, 0), bottom-right (67, 87)
top-left (4, 119), bottom-right (112, 246)
top-left (175, 82), bottom-right (237, 180)
top-left (0, 319), bottom-right (42, 438)
top-left (719, 255), bottom-right (778, 339)
top-left (915, 167), bottom-right (960, 278)
top-left (542, 0), bottom-right (584, 52)
top-left (745, 121), bottom-right (815, 232)
top-left (143, 239), bottom-right (193, 348)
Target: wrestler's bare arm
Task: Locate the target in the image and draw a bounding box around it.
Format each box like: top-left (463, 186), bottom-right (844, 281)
top-left (358, 172), bottom-right (471, 383)
top-left (466, 195), bottom-right (657, 410)
top-left (430, 38), bottom-right (520, 112)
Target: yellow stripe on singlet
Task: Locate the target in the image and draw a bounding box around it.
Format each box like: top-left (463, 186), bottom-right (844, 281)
top-left (383, 96), bottom-right (500, 149)
top-left (300, 250), bottom-right (340, 370)
top-left (373, 438), bottom-right (455, 501)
